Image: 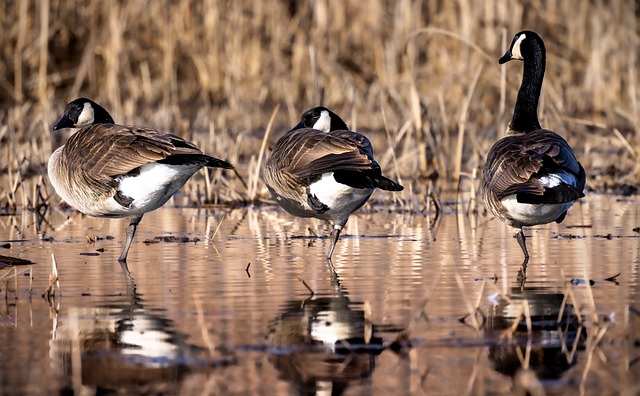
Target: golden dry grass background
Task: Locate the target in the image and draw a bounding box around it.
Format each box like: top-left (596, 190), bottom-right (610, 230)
top-left (1, 0), bottom-right (638, 213)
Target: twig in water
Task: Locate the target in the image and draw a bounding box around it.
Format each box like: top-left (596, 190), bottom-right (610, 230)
top-left (583, 268), bottom-right (599, 325)
top-left (194, 295), bottom-right (215, 359)
top-left (245, 262), bottom-right (251, 278)
top-left (363, 301), bottom-right (372, 344)
top-left (603, 272), bottom-right (621, 283)
top-left (507, 300), bottom-right (533, 338)
top-left (210, 216), bottom-right (225, 241)
top-left (558, 325), bottom-right (584, 364)
top-left (297, 276), bottom-right (314, 297)
top-left (454, 269), bottom-right (482, 334)
top-left (558, 283), bottom-right (583, 324)
top-left (42, 253), bottom-right (60, 301)
top-left (14, 267), bottom-right (18, 300)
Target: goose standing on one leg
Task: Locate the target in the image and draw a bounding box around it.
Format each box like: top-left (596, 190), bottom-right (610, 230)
top-left (264, 107), bottom-right (403, 260)
top-left (48, 98), bottom-right (233, 273)
top-left (482, 31), bottom-right (586, 275)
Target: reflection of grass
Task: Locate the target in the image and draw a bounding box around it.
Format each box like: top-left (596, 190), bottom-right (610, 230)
top-left (1, 1), bottom-right (638, 212)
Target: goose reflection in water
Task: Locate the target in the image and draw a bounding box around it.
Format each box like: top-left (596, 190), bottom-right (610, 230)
top-left (486, 285), bottom-right (586, 385)
top-left (48, 284), bottom-right (234, 394)
top-left (267, 275), bottom-right (401, 395)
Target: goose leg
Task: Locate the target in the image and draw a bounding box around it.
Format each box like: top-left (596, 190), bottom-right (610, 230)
top-left (516, 229), bottom-right (530, 270)
top-left (326, 225), bottom-right (342, 260)
top-left (326, 257), bottom-right (339, 279)
top-left (119, 215), bottom-right (143, 264)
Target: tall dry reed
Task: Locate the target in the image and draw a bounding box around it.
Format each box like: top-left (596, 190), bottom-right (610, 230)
top-left (0, 0), bottom-right (638, 213)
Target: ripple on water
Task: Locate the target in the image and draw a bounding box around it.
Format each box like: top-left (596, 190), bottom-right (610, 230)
top-left (0, 195), bottom-right (638, 394)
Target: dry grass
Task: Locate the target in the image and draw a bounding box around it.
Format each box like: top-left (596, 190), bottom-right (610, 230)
top-left (0, 0), bottom-right (638, 213)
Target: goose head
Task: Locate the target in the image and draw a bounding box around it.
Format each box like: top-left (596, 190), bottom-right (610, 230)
top-left (292, 106), bottom-right (349, 132)
top-left (53, 98), bottom-right (115, 130)
top-left (499, 30), bottom-right (545, 64)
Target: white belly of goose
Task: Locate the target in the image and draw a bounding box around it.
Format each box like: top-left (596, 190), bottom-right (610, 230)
top-left (501, 196), bottom-right (574, 226)
top-left (57, 162), bottom-right (199, 217)
top-left (500, 170), bottom-right (579, 226)
top-left (113, 163), bottom-right (198, 215)
top-left (308, 172), bottom-right (373, 215)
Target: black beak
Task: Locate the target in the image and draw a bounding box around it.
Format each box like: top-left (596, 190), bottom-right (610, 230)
top-left (53, 113), bottom-right (73, 130)
top-left (498, 49), bottom-right (512, 64)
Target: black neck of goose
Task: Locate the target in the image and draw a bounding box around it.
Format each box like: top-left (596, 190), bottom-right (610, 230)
top-left (509, 44), bottom-right (545, 133)
top-left (95, 105), bottom-right (115, 124)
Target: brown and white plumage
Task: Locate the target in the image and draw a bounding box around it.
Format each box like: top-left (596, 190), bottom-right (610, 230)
top-left (482, 31), bottom-right (586, 273)
top-left (48, 98), bottom-right (233, 269)
top-left (264, 107), bottom-right (403, 259)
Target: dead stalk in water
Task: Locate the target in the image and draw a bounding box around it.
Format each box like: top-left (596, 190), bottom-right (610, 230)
top-left (210, 215), bottom-right (225, 241)
top-left (195, 295), bottom-right (216, 359)
top-left (455, 66), bottom-right (482, 181)
top-left (558, 283), bottom-right (583, 324)
top-left (582, 268), bottom-right (599, 325)
top-left (42, 253), bottom-right (60, 300)
top-left (454, 270), bottom-right (482, 334)
top-left (297, 276), bottom-right (314, 297)
top-left (248, 105), bottom-right (279, 201)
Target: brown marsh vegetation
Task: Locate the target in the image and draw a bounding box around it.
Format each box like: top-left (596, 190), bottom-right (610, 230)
top-left (0, 0), bottom-right (639, 214)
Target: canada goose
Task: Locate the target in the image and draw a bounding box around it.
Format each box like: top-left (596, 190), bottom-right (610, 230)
top-left (264, 107), bottom-right (403, 260)
top-left (48, 98), bottom-right (233, 269)
top-left (482, 31), bottom-right (586, 273)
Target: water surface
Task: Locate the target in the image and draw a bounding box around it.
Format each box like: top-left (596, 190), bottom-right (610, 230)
top-left (1, 194), bottom-right (638, 395)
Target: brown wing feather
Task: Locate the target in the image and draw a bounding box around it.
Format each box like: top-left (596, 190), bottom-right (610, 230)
top-left (484, 129), bottom-right (585, 200)
top-left (63, 124), bottom-right (203, 177)
top-left (269, 128), bottom-right (374, 182)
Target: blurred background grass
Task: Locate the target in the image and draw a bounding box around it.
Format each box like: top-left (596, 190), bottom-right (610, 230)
top-left (0, 0), bottom-right (638, 214)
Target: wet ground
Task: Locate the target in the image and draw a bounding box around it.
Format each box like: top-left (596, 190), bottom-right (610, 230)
top-left (0, 194), bottom-right (638, 395)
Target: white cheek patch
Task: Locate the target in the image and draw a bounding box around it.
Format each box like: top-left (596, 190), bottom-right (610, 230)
top-left (313, 110), bottom-right (332, 132)
top-left (511, 33), bottom-right (527, 60)
top-left (77, 102), bottom-right (95, 126)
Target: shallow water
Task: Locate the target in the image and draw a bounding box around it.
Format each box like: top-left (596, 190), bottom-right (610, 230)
top-left (0, 194), bottom-right (638, 395)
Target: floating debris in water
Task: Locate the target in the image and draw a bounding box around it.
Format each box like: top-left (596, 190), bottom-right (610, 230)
top-left (144, 236), bottom-right (201, 244)
top-left (0, 243), bottom-right (10, 249)
top-left (86, 235), bottom-right (115, 243)
top-left (474, 275), bottom-right (498, 282)
top-left (552, 233), bottom-right (586, 239)
top-left (570, 278), bottom-right (595, 286)
top-left (603, 273), bottom-right (621, 284)
top-left (0, 255), bottom-right (33, 267)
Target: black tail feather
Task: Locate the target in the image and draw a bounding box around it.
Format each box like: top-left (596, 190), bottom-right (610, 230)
top-left (334, 170), bottom-right (403, 191)
top-left (517, 184), bottom-right (584, 204)
top-left (205, 156), bottom-right (234, 169)
top-left (159, 154), bottom-right (233, 169)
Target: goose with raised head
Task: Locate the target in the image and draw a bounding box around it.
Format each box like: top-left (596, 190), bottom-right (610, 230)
top-left (48, 98), bottom-right (233, 271)
top-left (482, 31), bottom-right (586, 274)
top-left (264, 107), bottom-right (403, 260)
